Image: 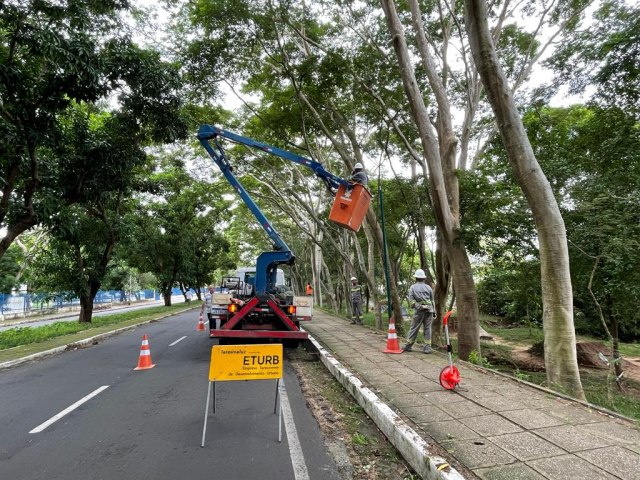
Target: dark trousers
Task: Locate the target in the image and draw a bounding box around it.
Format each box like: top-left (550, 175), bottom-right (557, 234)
top-left (351, 300), bottom-right (362, 324)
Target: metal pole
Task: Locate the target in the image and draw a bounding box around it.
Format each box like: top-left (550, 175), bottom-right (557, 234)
top-left (273, 378), bottom-right (280, 414)
top-left (278, 380), bottom-right (283, 443)
top-left (201, 381), bottom-right (212, 447)
top-left (378, 184), bottom-right (392, 321)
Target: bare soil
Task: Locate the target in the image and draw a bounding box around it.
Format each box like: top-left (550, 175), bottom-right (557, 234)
top-left (287, 347), bottom-right (418, 480)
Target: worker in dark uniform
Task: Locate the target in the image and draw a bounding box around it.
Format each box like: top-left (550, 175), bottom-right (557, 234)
top-left (350, 276), bottom-right (363, 325)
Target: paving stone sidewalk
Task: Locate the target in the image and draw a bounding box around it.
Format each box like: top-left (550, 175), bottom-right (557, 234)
top-left (305, 311), bottom-right (640, 480)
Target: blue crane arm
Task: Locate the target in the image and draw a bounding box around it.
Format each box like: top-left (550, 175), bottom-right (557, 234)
top-left (198, 126), bottom-right (291, 254)
top-left (197, 124), bottom-right (356, 295)
top-left (198, 125), bottom-right (352, 191)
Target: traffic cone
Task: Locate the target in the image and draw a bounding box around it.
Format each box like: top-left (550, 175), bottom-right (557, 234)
top-left (196, 313), bottom-right (206, 331)
top-left (134, 334), bottom-right (156, 370)
top-left (383, 317), bottom-right (403, 354)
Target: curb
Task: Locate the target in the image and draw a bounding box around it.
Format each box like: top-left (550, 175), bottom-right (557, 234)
top-left (0, 309), bottom-right (192, 371)
top-left (306, 333), bottom-right (465, 480)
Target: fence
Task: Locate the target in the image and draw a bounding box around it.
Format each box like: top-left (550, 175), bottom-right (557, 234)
top-left (0, 290), bottom-right (160, 316)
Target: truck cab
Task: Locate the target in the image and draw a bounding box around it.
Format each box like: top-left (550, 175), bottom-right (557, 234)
top-left (204, 267), bottom-right (313, 347)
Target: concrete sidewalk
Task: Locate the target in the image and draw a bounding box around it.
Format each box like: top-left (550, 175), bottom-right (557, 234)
top-left (305, 311), bottom-right (640, 480)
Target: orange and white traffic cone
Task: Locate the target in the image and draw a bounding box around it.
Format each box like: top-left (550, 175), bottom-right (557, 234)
top-left (196, 314), bottom-right (206, 331)
top-left (134, 334), bottom-right (156, 370)
top-left (383, 317), bottom-right (403, 354)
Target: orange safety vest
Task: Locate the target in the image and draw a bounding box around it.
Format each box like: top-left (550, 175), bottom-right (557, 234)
top-left (305, 284), bottom-right (313, 295)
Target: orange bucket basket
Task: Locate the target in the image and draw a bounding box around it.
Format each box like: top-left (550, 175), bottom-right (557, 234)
top-left (328, 184), bottom-right (371, 232)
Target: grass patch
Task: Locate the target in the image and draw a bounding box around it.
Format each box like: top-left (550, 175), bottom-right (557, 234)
top-left (482, 324), bottom-right (544, 344)
top-left (0, 304), bottom-right (193, 350)
top-left (581, 371), bottom-right (640, 420)
top-left (587, 341), bottom-right (640, 358)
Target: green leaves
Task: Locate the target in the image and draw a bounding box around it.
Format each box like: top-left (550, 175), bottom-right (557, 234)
top-left (547, 1), bottom-right (640, 117)
top-left (0, 0), bottom-right (187, 261)
top-left (477, 104), bottom-right (640, 339)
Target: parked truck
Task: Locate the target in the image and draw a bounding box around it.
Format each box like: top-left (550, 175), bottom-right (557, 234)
top-left (198, 125), bottom-right (370, 346)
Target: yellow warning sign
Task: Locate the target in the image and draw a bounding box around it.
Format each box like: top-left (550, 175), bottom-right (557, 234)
top-left (209, 344), bottom-right (283, 381)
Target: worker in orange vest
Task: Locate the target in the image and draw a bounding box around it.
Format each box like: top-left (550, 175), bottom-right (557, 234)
top-left (305, 282), bottom-right (313, 296)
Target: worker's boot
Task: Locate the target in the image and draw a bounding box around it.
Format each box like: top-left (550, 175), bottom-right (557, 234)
top-left (350, 318), bottom-right (357, 324)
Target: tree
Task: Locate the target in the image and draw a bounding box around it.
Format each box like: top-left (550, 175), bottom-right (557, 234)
top-left (0, 1), bottom-right (187, 259)
top-left (26, 37), bottom-right (187, 322)
top-left (122, 153), bottom-right (234, 306)
top-left (177, 0), bottom-right (405, 331)
top-left (0, 245), bottom-right (21, 293)
top-left (465, 0), bottom-right (584, 399)
top-left (380, 0), bottom-right (484, 358)
top-left (548, 1), bottom-right (640, 118)
top-left (30, 204), bottom-right (122, 321)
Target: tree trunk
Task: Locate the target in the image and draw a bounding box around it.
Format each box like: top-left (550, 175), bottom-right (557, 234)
top-left (362, 221), bottom-right (383, 329)
top-left (78, 294), bottom-right (94, 324)
top-left (611, 315), bottom-right (623, 387)
top-left (465, 0), bottom-right (584, 399)
top-left (432, 234), bottom-right (450, 346)
top-left (162, 285), bottom-right (172, 306)
top-left (380, 0), bottom-right (480, 357)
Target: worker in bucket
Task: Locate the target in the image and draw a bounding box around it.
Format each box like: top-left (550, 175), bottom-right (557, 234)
top-left (349, 162), bottom-right (368, 186)
top-left (402, 268), bottom-right (435, 353)
top-left (350, 277), bottom-right (363, 325)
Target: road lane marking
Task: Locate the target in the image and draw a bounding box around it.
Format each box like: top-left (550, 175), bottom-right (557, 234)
top-left (29, 385), bottom-right (110, 434)
top-left (169, 336), bottom-right (187, 346)
top-left (280, 379), bottom-right (310, 480)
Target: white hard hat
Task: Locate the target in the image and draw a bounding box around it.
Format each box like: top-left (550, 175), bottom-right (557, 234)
top-left (353, 162), bottom-right (363, 170)
top-left (414, 268), bottom-right (426, 279)
top-left (351, 277), bottom-right (357, 281)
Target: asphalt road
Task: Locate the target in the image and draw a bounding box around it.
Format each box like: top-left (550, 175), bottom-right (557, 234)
top-left (0, 310), bottom-right (339, 479)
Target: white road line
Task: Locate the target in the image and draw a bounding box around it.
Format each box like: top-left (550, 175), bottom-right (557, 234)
top-left (280, 379), bottom-right (310, 480)
top-left (29, 385), bottom-right (110, 434)
top-left (169, 336), bottom-right (187, 346)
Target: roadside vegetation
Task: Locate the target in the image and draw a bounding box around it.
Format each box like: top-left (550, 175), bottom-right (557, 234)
top-left (0, 304), bottom-right (195, 351)
top-left (475, 316), bottom-right (640, 421)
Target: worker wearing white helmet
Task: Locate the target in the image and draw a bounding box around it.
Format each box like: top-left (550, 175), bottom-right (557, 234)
top-left (402, 268), bottom-right (435, 353)
top-left (350, 276), bottom-right (363, 325)
top-left (349, 162), bottom-right (368, 187)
